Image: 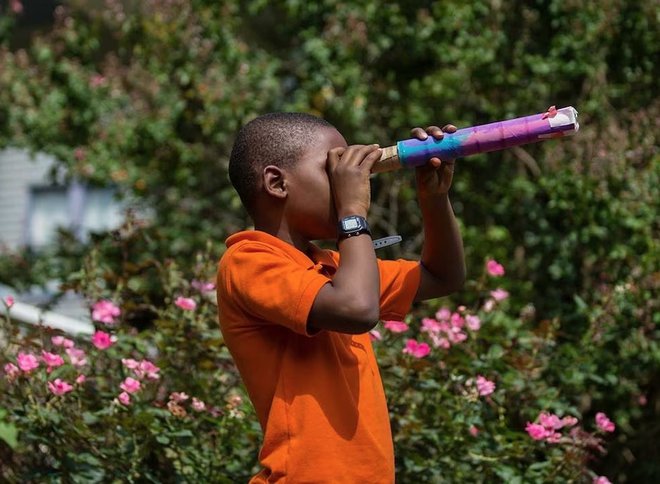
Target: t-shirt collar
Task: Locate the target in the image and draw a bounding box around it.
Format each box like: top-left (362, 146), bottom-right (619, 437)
top-left (226, 230), bottom-right (337, 271)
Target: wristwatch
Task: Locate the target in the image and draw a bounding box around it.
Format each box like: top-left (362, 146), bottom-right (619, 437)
top-left (337, 215), bottom-right (371, 240)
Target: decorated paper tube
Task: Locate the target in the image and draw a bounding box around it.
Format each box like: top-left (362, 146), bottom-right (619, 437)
top-left (373, 106), bottom-right (579, 173)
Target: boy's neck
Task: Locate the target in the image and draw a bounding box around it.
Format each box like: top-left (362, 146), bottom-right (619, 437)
top-left (253, 221), bottom-right (313, 257)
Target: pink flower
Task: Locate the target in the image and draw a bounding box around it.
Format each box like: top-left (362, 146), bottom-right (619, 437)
top-left (121, 358), bottom-right (140, 369)
top-left (17, 352), bottom-right (39, 373)
top-left (483, 299), bottom-right (495, 312)
top-left (137, 360), bottom-right (160, 380)
top-left (191, 280), bottom-right (216, 293)
top-left (402, 339), bottom-right (431, 358)
top-left (429, 333), bottom-right (451, 349)
top-left (545, 432), bottom-right (562, 443)
top-left (450, 313), bottom-right (465, 329)
top-left (466, 315), bottom-right (481, 331)
top-left (561, 416), bottom-right (579, 428)
top-left (469, 425), bottom-right (479, 437)
top-left (595, 412), bottom-right (615, 432)
top-left (89, 74), bottom-right (106, 88)
top-left (475, 375), bottom-right (496, 396)
top-left (593, 477), bottom-right (612, 484)
top-left (486, 259), bottom-right (505, 277)
top-left (91, 331), bottom-right (116, 350)
top-left (120, 377), bottom-right (141, 394)
top-left (175, 296), bottom-right (197, 311)
top-left (170, 392), bottom-right (189, 402)
top-left (3, 296), bottom-right (15, 308)
top-left (421, 317), bottom-right (441, 333)
top-left (118, 391), bottom-right (131, 405)
top-left (10, 0), bottom-right (23, 15)
top-left (66, 347), bottom-right (88, 367)
top-left (192, 397), bottom-right (206, 411)
top-left (490, 288), bottom-right (509, 301)
top-left (4, 362), bottom-right (20, 379)
top-left (435, 307), bottom-right (451, 320)
top-left (42, 350), bottom-right (65, 372)
top-left (526, 422), bottom-right (549, 440)
top-left (75, 374), bottom-right (86, 384)
top-left (51, 336), bottom-right (74, 348)
top-left (369, 329), bottom-right (382, 341)
top-left (48, 378), bottom-right (74, 396)
top-left (384, 320), bottom-right (409, 333)
top-left (92, 300), bottom-right (121, 325)
top-left (538, 412), bottom-right (563, 430)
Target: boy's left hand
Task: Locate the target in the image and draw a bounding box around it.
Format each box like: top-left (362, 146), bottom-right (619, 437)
top-left (410, 124), bottom-right (458, 198)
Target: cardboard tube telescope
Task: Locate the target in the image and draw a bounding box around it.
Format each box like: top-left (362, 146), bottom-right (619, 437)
top-left (373, 106), bottom-right (579, 173)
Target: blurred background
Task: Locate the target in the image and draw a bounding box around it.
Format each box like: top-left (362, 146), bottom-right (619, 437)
top-left (0, 0), bottom-right (657, 481)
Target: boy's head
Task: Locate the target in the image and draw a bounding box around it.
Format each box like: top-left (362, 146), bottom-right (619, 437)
top-left (229, 112), bottom-right (347, 240)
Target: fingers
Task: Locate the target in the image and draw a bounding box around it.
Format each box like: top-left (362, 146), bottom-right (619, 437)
top-left (411, 124), bottom-right (458, 140)
top-left (338, 144), bottom-right (381, 167)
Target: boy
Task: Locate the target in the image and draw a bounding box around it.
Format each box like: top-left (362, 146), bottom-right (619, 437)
top-left (217, 113), bottom-right (465, 483)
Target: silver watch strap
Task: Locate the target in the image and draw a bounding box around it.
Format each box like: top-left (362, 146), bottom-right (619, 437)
top-left (372, 235), bottom-right (402, 250)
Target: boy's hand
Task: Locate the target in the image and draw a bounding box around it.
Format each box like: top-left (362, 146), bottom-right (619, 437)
top-left (327, 144), bottom-right (382, 218)
top-left (410, 124), bottom-right (458, 199)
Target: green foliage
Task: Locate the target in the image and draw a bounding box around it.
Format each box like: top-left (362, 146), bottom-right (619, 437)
top-left (0, 0), bottom-right (658, 481)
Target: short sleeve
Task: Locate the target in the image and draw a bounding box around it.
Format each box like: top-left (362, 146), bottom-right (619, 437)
top-left (377, 259), bottom-right (421, 321)
top-left (220, 242), bottom-right (331, 336)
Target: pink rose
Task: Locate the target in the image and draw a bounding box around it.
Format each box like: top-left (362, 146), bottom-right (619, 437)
top-left (369, 329), bottom-right (382, 341)
top-left (41, 350), bottom-right (65, 372)
top-left (120, 377), bottom-right (141, 394)
top-left (466, 315), bottom-right (481, 331)
top-left (137, 360), bottom-right (160, 380)
top-left (4, 362), bottom-right (20, 379)
top-left (435, 307), bottom-right (451, 321)
top-left (429, 333), bottom-right (451, 349)
top-left (10, 0), bottom-right (23, 15)
top-left (538, 412), bottom-right (563, 430)
top-left (3, 296), bottom-right (15, 308)
top-left (174, 296), bottom-right (197, 311)
top-left (92, 300), bottom-right (121, 325)
top-left (421, 317), bottom-right (441, 333)
top-left (17, 352), bottom-right (39, 373)
top-left (402, 339), bottom-right (431, 358)
top-left (593, 477), bottom-right (612, 484)
top-left (91, 331), bottom-right (116, 350)
top-left (75, 374), bottom-right (86, 385)
top-left (51, 336), bottom-right (75, 348)
top-left (469, 425), bottom-right (479, 437)
top-left (48, 378), bottom-right (74, 396)
top-left (384, 320), bottom-right (409, 333)
top-left (121, 358), bottom-right (140, 369)
top-left (89, 74), bottom-right (106, 88)
top-left (192, 397), bottom-right (206, 411)
top-left (66, 347), bottom-right (88, 367)
top-left (483, 299), bottom-right (495, 312)
top-left (486, 259), bottom-right (505, 277)
top-left (490, 288), bottom-right (509, 301)
top-left (595, 412), bottom-right (615, 433)
top-left (561, 416), bottom-right (579, 428)
top-left (525, 422), bottom-right (549, 440)
top-left (475, 375), bottom-right (496, 396)
top-left (118, 391), bottom-right (131, 405)
top-left (191, 280), bottom-right (216, 293)
top-left (170, 391), bottom-right (189, 403)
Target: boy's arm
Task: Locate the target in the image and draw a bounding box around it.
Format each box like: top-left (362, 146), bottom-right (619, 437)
top-left (308, 144), bottom-right (382, 335)
top-left (411, 125), bottom-right (466, 302)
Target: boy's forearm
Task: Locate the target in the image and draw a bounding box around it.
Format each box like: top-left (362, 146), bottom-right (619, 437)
top-left (332, 234), bottom-right (380, 321)
top-left (420, 193), bottom-right (466, 291)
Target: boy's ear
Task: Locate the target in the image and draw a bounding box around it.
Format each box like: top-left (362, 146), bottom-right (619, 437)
top-left (262, 165), bottom-right (288, 200)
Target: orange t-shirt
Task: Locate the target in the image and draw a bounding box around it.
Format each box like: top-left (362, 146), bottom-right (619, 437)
top-left (216, 230), bottom-right (421, 483)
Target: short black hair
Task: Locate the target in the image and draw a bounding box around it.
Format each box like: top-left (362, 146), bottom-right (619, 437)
top-left (228, 112), bottom-right (334, 217)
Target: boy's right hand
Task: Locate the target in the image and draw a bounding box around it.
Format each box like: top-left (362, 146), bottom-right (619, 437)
top-left (326, 144), bottom-right (382, 219)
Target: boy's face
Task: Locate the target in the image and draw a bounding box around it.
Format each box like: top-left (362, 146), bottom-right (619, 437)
top-left (284, 127), bottom-right (347, 241)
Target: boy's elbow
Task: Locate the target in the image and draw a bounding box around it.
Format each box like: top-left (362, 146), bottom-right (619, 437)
top-left (345, 298), bottom-right (380, 334)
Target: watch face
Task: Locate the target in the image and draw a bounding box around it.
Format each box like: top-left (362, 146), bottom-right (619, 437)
top-left (343, 218), bottom-right (360, 230)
